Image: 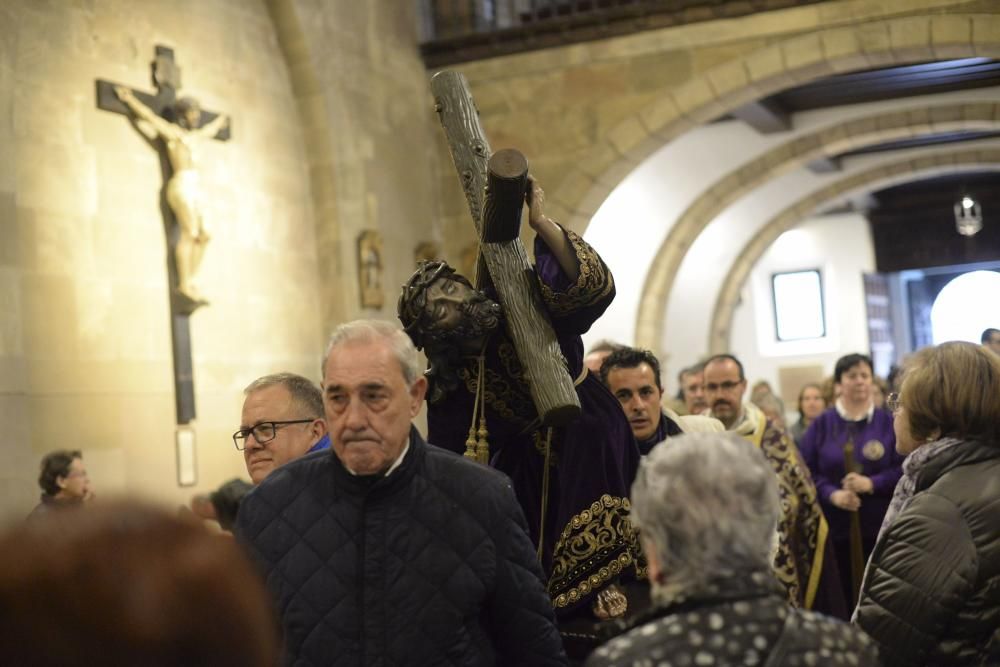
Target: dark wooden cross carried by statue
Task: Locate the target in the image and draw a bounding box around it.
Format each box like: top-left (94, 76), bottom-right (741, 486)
top-left (96, 45), bottom-right (231, 426)
top-left (430, 71), bottom-right (580, 426)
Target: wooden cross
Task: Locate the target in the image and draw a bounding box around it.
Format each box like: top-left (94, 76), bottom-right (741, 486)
top-left (96, 45), bottom-right (230, 426)
top-left (431, 71), bottom-right (579, 426)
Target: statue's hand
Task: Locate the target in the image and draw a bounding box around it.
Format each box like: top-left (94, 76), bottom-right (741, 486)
top-left (526, 176), bottom-right (548, 231)
top-left (113, 85), bottom-right (131, 101)
top-left (592, 583), bottom-right (628, 620)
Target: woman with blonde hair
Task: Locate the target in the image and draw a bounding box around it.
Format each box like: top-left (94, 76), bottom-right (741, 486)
top-left (855, 342), bottom-right (1000, 667)
top-left (789, 382), bottom-right (826, 445)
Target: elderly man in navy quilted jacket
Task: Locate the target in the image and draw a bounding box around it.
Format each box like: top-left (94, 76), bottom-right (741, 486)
top-left (236, 319), bottom-right (567, 666)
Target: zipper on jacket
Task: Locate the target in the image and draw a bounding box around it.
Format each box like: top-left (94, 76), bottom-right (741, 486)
top-left (358, 493), bottom-right (367, 666)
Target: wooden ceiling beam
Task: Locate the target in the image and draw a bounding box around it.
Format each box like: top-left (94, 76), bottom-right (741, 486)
top-left (730, 98), bottom-right (791, 134)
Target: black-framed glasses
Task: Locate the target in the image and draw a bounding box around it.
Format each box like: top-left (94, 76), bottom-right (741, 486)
top-left (886, 392), bottom-right (901, 412)
top-left (232, 420), bottom-right (315, 451)
top-left (704, 380), bottom-right (743, 393)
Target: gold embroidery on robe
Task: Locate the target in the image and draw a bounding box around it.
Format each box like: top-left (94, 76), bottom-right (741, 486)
top-left (537, 230), bottom-right (615, 318)
top-left (548, 494), bottom-right (646, 608)
top-left (735, 403), bottom-right (827, 609)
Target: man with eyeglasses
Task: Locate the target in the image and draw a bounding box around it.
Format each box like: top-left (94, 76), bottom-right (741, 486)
top-left (234, 373), bottom-right (329, 484)
top-left (235, 320), bottom-right (566, 666)
top-left (702, 354), bottom-right (834, 617)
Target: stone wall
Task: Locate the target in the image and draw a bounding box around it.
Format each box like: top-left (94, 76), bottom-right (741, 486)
top-left (0, 0), bottom-right (320, 521)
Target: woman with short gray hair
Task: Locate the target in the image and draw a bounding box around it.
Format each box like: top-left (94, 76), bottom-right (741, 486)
top-left (586, 432), bottom-right (879, 667)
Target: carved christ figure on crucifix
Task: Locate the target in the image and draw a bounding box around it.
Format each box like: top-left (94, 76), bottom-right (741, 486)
top-left (114, 86), bottom-right (228, 304)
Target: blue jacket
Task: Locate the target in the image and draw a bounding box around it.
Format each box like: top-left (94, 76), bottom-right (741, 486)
top-left (236, 427), bottom-right (567, 666)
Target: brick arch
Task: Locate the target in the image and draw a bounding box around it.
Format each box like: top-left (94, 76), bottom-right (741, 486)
top-left (707, 147), bottom-right (1000, 353)
top-left (643, 100), bottom-right (1000, 353)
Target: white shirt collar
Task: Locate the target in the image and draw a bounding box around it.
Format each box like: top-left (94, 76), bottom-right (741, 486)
top-left (835, 398), bottom-right (874, 423)
top-left (344, 441), bottom-right (411, 477)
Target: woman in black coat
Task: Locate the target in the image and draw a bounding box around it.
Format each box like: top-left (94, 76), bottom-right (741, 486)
top-left (854, 341), bottom-right (1000, 667)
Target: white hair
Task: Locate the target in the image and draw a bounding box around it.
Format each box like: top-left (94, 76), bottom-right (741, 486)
top-left (322, 319), bottom-right (421, 386)
top-left (631, 432), bottom-right (780, 602)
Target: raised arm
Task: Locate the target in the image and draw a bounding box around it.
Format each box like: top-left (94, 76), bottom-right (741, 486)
top-left (527, 177), bottom-right (579, 282)
top-left (197, 112), bottom-right (229, 138)
top-left (114, 86), bottom-right (173, 136)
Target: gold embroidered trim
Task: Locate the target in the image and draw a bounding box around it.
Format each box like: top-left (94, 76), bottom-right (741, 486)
top-left (743, 417), bottom-right (824, 608)
top-left (457, 340), bottom-right (536, 426)
top-left (547, 494), bottom-right (645, 608)
top-left (537, 230), bottom-right (615, 318)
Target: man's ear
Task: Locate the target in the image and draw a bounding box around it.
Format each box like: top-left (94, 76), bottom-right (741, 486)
top-left (409, 376), bottom-right (428, 416)
top-left (310, 417), bottom-right (327, 442)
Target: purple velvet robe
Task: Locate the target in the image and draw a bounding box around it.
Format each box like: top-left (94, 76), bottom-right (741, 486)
top-left (426, 230), bottom-right (642, 617)
top-left (799, 407), bottom-right (902, 608)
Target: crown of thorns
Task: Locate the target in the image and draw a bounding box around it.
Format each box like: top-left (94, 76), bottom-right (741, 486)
top-left (397, 260), bottom-right (472, 350)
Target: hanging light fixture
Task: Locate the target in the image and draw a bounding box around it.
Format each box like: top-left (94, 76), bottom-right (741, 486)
top-left (954, 194), bottom-right (983, 237)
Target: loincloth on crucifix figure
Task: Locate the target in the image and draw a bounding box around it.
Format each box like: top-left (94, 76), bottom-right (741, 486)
top-left (398, 178), bottom-right (644, 623)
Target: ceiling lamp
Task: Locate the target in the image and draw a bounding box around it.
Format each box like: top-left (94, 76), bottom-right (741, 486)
top-left (954, 194), bottom-right (983, 237)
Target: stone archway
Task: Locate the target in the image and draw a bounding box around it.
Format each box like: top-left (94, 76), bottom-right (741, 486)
top-left (707, 147), bottom-right (1000, 353)
top-left (554, 13), bottom-right (999, 233)
top-left (620, 13), bottom-right (1000, 351)
top-left (642, 100), bottom-right (1000, 353)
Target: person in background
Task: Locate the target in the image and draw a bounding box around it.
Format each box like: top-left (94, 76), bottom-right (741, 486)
top-left (752, 391), bottom-right (787, 430)
top-left (798, 353), bottom-right (903, 612)
top-left (789, 382), bottom-right (826, 445)
top-left (674, 362), bottom-right (707, 416)
top-left (0, 501), bottom-right (278, 667)
top-left (584, 339), bottom-right (622, 374)
top-left (981, 327), bottom-right (1000, 355)
top-left (855, 342), bottom-right (1000, 667)
top-left (189, 478), bottom-right (254, 532)
top-left (872, 375), bottom-right (889, 409)
top-left (601, 347), bottom-right (722, 454)
top-left (585, 433), bottom-right (879, 667)
top-left (702, 354), bottom-right (829, 613)
top-left (28, 450), bottom-right (93, 519)
top-left (234, 372), bottom-right (329, 485)
top-left (751, 379), bottom-right (775, 404)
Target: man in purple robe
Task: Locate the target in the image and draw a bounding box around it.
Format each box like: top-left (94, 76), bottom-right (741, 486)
top-left (398, 179), bottom-right (642, 623)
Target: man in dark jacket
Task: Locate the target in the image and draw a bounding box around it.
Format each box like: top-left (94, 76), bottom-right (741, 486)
top-left (236, 319), bottom-right (566, 666)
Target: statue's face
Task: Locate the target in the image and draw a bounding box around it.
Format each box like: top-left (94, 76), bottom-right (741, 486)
top-left (421, 277), bottom-right (501, 346)
top-left (179, 105), bottom-right (201, 129)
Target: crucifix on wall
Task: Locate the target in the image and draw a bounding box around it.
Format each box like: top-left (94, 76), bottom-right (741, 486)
top-left (96, 45), bottom-right (231, 428)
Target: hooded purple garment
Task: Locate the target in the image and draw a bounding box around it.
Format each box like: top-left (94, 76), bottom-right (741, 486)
top-left (425, 229), bottom-right (642, 618)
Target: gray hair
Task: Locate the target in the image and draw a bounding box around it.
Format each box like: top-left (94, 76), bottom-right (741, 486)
top-left (243, 373), bottom-right (323, 418)
top-left (631, 432), bottom-right (779, 601)
top-left (322, 319), bottom-right (421, 386)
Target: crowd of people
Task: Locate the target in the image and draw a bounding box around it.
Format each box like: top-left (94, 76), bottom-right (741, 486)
top-left (7, 179), bottom-right (1000, 666)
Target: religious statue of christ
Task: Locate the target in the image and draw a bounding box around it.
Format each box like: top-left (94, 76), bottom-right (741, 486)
top-left (115, 86), bottom-right (229, 305)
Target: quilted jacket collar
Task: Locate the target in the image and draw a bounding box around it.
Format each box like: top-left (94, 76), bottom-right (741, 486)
top-left (329, 425), bottom-right (425, 499)
top-left (915, 437), bottom-right (1000, 491)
